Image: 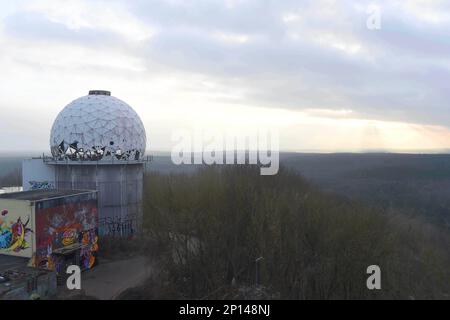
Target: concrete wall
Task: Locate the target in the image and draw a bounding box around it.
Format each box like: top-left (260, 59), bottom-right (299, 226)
top-left (22, 159), bottom-right (56, 191)
top-left (53, 164), bottom-right (144, 236)
top-left (33, 192), bottom-right (98, 272)
top-left (21, 158), bottom-right (144, 237)
top-left (0, 199), bottom-right (34, 258)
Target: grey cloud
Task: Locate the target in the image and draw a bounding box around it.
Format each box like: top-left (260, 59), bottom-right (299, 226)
top-left (2, 0), bottom-right (450, 127)
top-left (3, 11), bottom-right (127, 47)
top-left (130, 0), bottom-right (450, 126)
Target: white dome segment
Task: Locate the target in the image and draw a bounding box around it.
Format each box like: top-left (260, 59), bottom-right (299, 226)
top-left (50, 90), bottom-right (147, 161)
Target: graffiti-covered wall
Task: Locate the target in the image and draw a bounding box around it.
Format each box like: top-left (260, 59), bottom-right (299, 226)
top-left (22, 159), bottom-right (55, 192)
top-left (0, 200), bottom-right (34, 258)
top-left (33, 192), bottom-right (98, 273)
top-left (54, 163), bottom-right (144, 236)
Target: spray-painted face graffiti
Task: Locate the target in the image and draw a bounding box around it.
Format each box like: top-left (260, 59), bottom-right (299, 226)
top-left (0, 213), bottom-right (32, 252)
top-left (62, 229), bottom-right (77, 247)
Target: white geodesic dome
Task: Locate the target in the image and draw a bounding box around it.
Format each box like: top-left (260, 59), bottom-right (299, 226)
top-left (50, 91), bottom-right (147, 161)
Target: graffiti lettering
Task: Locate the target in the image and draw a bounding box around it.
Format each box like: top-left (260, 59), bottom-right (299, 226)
top-left (98, 214), bottom-right (137, 237)
top-left (29, 181), bottom-right (55, 190)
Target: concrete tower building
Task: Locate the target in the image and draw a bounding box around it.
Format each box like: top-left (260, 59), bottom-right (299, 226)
top-left (22, 90), bottom-right (148, 236)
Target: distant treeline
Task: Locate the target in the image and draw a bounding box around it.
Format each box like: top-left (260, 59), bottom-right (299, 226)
top-left (0, 166), bottom-right (21, 187)
top-left (123, 166), bottom-right (450, 300)
top-left (281, 153), bottom-right (450, 226)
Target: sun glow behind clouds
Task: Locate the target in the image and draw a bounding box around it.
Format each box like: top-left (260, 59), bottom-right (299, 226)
top-left (146, 101), bottom-right (450, 152)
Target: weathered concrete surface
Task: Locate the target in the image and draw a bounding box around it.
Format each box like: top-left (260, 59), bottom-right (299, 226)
top-left (80, 256), bottom-right (151, 300)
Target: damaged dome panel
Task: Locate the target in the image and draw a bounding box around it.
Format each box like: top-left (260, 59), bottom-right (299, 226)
top-left (50, 91), bottom-right (147, 161)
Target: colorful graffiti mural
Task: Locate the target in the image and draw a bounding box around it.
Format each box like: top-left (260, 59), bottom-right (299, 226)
top-left (81, 229), bottom-right (98, 269)
top-left (0, 210), bottom-right (32, 253)
top-left (29, 181), bottom-right (55, 190)
top-left (33, 193), bottom-right (98, 273)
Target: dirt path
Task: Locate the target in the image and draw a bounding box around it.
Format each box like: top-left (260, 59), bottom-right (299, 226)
top-left (80, 256), bottom-right (152, 300)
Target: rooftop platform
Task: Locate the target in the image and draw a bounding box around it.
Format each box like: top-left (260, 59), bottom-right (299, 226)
top-left (0, 189), bottom-right (96, 201)
top-left (41, 155), bottom-right (152, 166)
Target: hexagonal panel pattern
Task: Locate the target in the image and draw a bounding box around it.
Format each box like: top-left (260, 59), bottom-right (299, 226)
top-left (50, 92), bottom-right (147, 161)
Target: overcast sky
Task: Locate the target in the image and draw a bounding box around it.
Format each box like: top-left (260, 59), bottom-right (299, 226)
top-left (1, 0), bottom-right (450, 153)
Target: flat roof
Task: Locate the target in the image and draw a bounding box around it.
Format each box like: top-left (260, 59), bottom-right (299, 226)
top-left (0, 189), bottom-right (96, 201)
top-left (0, 255), bottom-right (28, 271)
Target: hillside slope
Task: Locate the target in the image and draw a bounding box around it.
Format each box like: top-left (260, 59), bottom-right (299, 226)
top-left (129, 166), bottom-right (450, 300)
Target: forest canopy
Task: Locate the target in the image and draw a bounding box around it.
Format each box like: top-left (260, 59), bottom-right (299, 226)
top-left (127, 166), bottom-right (450, 300)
